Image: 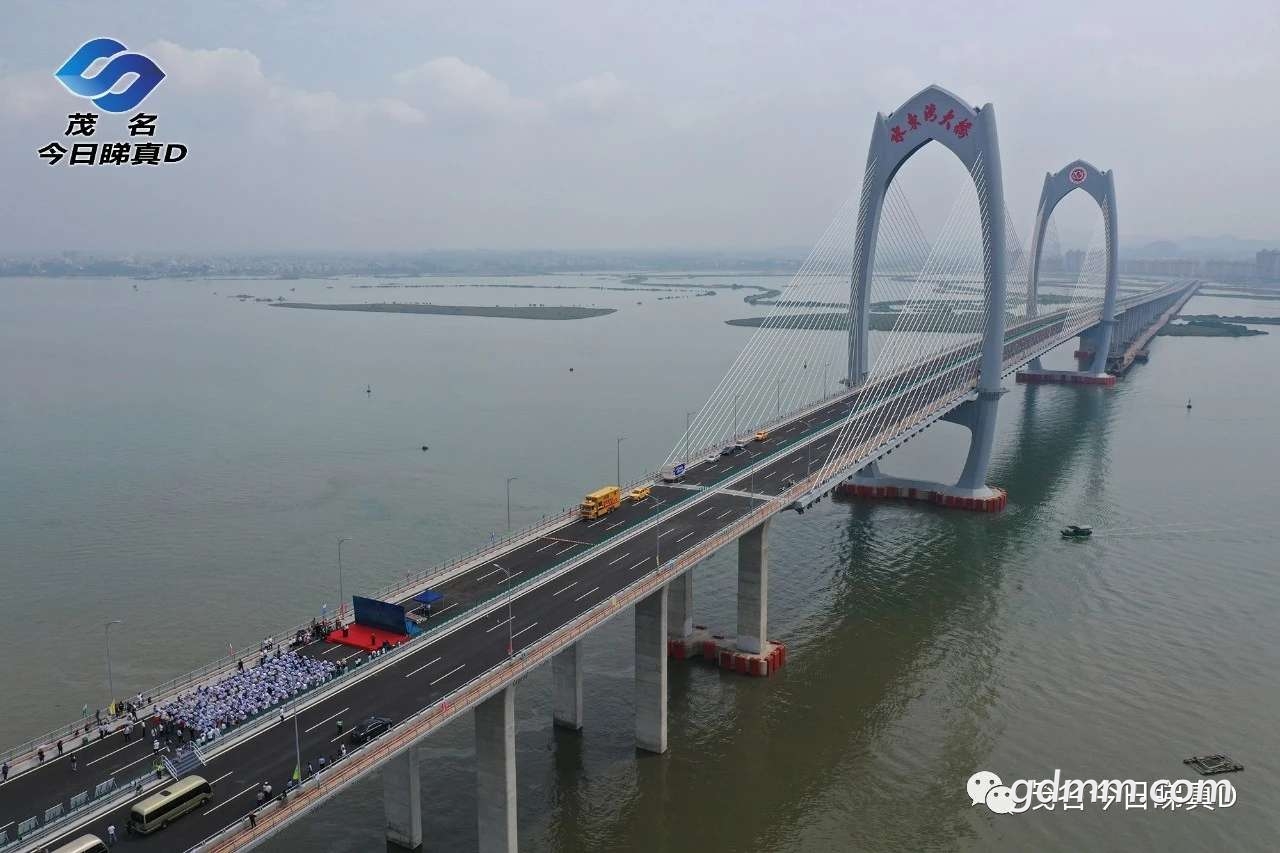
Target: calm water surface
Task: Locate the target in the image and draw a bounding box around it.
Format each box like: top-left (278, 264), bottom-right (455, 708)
top-left (0, 278), bottom-right (1276, 851)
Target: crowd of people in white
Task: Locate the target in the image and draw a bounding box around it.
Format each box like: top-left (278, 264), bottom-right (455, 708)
top-left (155, 651), bottom-right (337, 745)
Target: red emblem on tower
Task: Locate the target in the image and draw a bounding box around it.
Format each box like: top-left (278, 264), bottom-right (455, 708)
top-left (1069, 166), bottom-right (1087, 184)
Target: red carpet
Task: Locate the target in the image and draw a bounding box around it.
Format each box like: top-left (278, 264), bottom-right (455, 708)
top-left (326, 625), bottom-right (409, 650)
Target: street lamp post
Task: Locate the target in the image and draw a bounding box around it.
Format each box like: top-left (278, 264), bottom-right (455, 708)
top-left (505, 476), bottom-right (520, 531)
top-left (337, 537), bottom-right (350, 622)
top-left (733, 394), bottom-right (740, 442)
top-left (776, 378), bottom-right (783, 418)
top-left (616, 437), bottom-right (626, 487)
top-left (824, 361), bottom-right (831, 398)
top-left (105, 619), bottom-right (123, 704)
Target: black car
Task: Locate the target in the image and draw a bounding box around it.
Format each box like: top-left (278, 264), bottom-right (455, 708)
top-left (349, 715), bottom-right (393, 746)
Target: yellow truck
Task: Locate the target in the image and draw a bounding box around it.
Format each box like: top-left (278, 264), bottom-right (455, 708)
top-left (628, 485), bottom-right (651, 502)
top-left (581, 485), bottom-right (622, 519)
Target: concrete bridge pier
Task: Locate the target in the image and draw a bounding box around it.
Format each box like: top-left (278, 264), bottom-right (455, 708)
top-left (736, 520), bottom-right (770, 655)
top-left (552, 643), bottom-right (584, 731)
top-left (635, 586), bottom-right (668, 754)
top-left (383, 746), bottom-right (423, 853)
top-left (475, 686), bottom-right (517, 853)
top-left (667, 570), bottom-right (694, 642)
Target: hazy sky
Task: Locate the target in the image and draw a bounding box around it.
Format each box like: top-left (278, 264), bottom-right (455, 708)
top-left (1, 0), bottom-right (1276, 252)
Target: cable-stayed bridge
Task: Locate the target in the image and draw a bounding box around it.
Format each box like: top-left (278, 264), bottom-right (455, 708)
top-left (1, 86), bottom-right (1199, 853)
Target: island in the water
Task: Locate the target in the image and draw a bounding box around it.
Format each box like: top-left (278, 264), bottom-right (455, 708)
top-left (270, 302), bottom-right (615, 320)
top-left (1158, 318), bottom-right (1267, 337)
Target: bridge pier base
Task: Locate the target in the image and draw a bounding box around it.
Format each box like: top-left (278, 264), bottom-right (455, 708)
top-left (552, 643), bottom-right (583, 731)
top-left (736, 520), bottom-right (770, 655)
top-left (635, 586), bottom-right (668, 754)
top-left (383, 746), bottom-right (423, 853)
top-left (835, 396), bottom-right (1007, 512)
top-left (476, 686), bottom-right (517, 853)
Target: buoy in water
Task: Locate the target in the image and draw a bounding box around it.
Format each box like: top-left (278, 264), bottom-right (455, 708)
top-left (421, 445), bottom-right (429, 451)
top-left (366, 385), bottom-right (372, 394)
top-left (1186, 398), bottom-right (1192, 410)
top-left (569, 367), bottom-right (574, 372)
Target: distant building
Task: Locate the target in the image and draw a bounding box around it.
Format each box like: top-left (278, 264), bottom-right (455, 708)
top-left (1063, 249), bottom-right (1086, 275)
top-left (1257, 250), bottom-right (1280, 282)
top-left (1202, 258), bottom-right (1256, 282)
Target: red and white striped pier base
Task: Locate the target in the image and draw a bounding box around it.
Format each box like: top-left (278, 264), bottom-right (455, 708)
top-left (834, 478), bottom-right (1008, 512)
top-left (668, 627), bottom-right (787, 677)
top-left (1015, 369), bottom-right (1116, 387)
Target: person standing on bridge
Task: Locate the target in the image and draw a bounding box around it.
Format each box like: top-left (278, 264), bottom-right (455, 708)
top-left (335, 718), bottom-right (343, 737)
top-left (2, 761), bottom-right (8, 781)
top-left (107, 823), bottom-right (117, 846)
top-left (70, 752), bottom-right (77, 772)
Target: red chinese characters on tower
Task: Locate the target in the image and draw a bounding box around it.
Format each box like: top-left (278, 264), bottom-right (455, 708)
top-left (887, 101), bottom-right (976, 144)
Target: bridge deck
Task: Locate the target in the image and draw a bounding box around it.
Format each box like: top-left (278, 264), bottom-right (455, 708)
top-left (2, 282), bottom-right (1193, 852)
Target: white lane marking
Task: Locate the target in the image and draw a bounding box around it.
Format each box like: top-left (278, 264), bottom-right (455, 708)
top-left (475, 565), bottom-right (504, 582)
top-left (553, 581), bottom-right (578, 596)
top-left (536, 541), bottom-right (556, 553)
top-left (338, 649), bottom-right (366, 664)
top-left (789, 454), bottom-right (803, 463)
top-left (605, 520), bottom-right (626, 530)
top-left (304, 706), bottom-right (349, 734)
top-left (203, 781), bottom-right (259, 816)
top-left (321, 644), bottom-right (344, 655)
top-left (556, 545), bottom-right (576, 556)
top-left (586, 518), bottom-right (607, 528)
top-left (85, 739), bottom-right (139, 767)
top-left (716, 510), bottom-right (733, 520)
top-left (511, 621), bottom-right (539, 640)
top-left (607, 552), bottom-right (631, 566)
top-left (676, 531), bottom-right (695, 543)
top-left (658, 528), bottom-right (674, 537)
top-left (629, 559), bottom-right (649, 572)
top-left (485, 617), bottom-right (513, 633)
top-left (763, 470), bottom-right (777, 479)
top-left (696, 506), bottom-right (716, 517)
top-left (211, 771), bottom-right (234, 785)
top-left (405, 657), bottom-right (442, 678)
top-left (110, 752), bottom-right (155, 775)
top-left (430, 664), bottom-right (466, 686)
top-left (426, 602), bottom-right (459, 619)
top-left (573, 586), bottom-right (601, 603)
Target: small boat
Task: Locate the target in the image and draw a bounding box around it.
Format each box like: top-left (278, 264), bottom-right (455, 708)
top-left (1186, 398), bottom-right (1192, 410)
top-left (1061, 524), bottom-right (1093, 539)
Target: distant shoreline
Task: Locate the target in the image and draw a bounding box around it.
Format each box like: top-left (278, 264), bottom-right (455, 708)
top-left (270, 302), bottom-right (616, 320)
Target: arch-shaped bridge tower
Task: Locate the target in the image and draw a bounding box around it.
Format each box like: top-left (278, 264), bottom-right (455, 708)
top-left (846, 84), bottom-right (1007, 494)
top-left (1027, 160), bottom-right (1118, 375)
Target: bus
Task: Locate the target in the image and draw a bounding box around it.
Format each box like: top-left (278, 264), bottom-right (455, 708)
top-left (51, 836), bottom-right (108, 853)
top-left (128, 775), bottom-right (213, 835)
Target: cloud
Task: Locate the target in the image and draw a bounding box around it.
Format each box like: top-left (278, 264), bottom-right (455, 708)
top-left (554, 72), bottom-right (626, 119)
top-left (143, 40), bottom-right (427, 133)
top-left (394, 56), bottom-right (544, 124)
